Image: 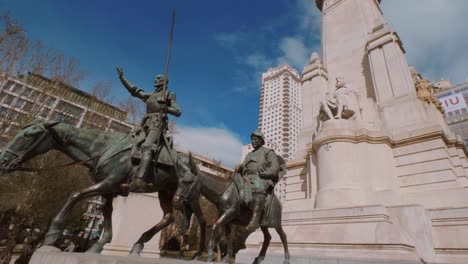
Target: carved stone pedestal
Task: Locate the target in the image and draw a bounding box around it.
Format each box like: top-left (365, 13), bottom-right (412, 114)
top-left (101, 193), bottom-right (163, 258)
top-left (245, 204), bottom-right (468, 263)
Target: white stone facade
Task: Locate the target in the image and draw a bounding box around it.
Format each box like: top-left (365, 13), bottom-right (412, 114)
top-left (245, 1), bottom-right (468, 263)
top-left (258, 64), bottom-right (302, 160)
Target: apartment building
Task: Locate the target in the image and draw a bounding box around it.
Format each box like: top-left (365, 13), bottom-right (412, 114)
top-left (0, 73), bottom-right (133, 145)
top-left (258, 64), bottom-right (302, 160)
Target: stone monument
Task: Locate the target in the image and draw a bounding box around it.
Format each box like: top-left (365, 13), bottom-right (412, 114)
top-left (246, 1), bottom-right (468, 263)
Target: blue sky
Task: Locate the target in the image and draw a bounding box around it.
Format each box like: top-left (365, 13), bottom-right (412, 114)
top-left (2, 0), bottom-right (468, 166)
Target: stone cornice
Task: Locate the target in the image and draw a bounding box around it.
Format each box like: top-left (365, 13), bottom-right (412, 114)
top-left (301, 63), bottom-right (328, 83)
top-left (366, 24), bottom-right (405, 53)
top-left (286, 158), bottom-right (307, 169)
top-left (307, 125), bottom-right (467, 157)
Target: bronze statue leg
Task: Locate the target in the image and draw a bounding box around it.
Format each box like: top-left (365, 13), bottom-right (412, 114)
top-left (87, 194), bottom-right (113, 253)
top-left (130, 129), bottom-right (161, 191)
top-left (275, 225), bottom-right (290, 264)
top-left (188, 199), bottom-right (206, 260)
top-left (253, 227), bottom-right (271, 264)
top-left (222, 223), bottom-right (233, 263)
top-left (130, 190), bottom-right (174, 255)
top-left (207, 208), bottom-right (236, 262)
top-left (246, 194), bottom-right (265, 232)
top-left (44, 181), bottom-right (115, 246)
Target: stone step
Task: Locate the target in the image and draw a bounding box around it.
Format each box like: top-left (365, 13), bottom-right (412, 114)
top-left (235, 253), bottom-right (424, 264)
top-left (31, 248), bottom-right (426, 264)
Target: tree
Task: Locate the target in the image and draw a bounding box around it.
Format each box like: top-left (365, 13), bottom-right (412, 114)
top-left (90, 80), bottom-right (113, 105)
top-left (0, 11), bottom-right (91, 233)
top-left (0, 151), bottom-right (93, 229)
top-left (0, 13), bottom-right (86, 86)
top-left (118, 96), bottom-right (144, 126)
top-left (0, 13), bottom-right (28, 76)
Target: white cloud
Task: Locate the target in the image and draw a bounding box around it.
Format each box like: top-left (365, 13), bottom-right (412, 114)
top-left (245, 53), bottom-right (273, 70)
top-left (173, 125), bottom-right (243, 168)
top-left (276, 37), bottom-right (310, 70)
top-left (381, 0), bottom-right (468, 84)
top-left (296, 0), bottom-right (321, 32)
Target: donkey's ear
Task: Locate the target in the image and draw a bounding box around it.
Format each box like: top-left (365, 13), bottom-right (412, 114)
top-left (44, 121), bottom-right (60, 128)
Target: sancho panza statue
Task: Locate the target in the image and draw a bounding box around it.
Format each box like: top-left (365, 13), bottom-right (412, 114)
top-left (238, 130), bottom-right (280, 231)
top-left (116, 67), bottom-right (181, 191)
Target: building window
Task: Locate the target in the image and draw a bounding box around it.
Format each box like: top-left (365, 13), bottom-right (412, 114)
top-left (14, 99), bottom-right (26, 110)
top-left (56, 101), bottom-right (84, 117)
top-left (4, 81), bottom-right (15, 91)
top-left (22, 101), bottom-right (34, 112)
top-left (39, 108), bottom-right (49, 119)
top-left (1, 93), bottom-right (14, 106)
top-left (52, 112), bottom-right (77, 126)
top-left (47, 97), bottom-right (56, 107)
top-left (0, 106), bottom-right (8, 118)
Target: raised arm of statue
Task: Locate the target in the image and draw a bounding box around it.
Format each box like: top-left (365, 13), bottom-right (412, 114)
top-left (116, 66), bottom-right (150, 101)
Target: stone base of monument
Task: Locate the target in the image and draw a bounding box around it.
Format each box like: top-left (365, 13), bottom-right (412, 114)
top-left (30, 246), bottom-right (204, 264)
top-left (245, 204), bottom-right (468, 264)
top-left (31, 246), bottom-right (425, 264)
top-left (100, 193), bottom-right (164, 258)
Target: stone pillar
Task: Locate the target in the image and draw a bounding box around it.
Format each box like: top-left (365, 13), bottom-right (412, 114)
top-left (296, 52), bottom-right (328, 157)
top-left (101, 193), bottom-right (163, 257)
top-left (314, 121), bottom-right (400, 208)
top-left (320, 0), bottom-right (384, 98)
top-left (366, 25), bottom-right (415, 103)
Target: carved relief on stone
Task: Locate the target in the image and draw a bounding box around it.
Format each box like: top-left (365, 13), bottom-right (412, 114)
top-left (316, 77), bottom-right (362, 132)
top-left (410, 67), bottom-right (445, 114)
top-left (432, 79), bottom-right (452, 91)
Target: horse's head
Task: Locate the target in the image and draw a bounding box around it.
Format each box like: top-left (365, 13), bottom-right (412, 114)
top-left (432, 80), bottom-right (452, 90)
top-left (173, 174), bottom-right (197, 210)
top-left (0, 121), bottom-right (58, 173)
top-left (173, 153), bottom-right (199, 210)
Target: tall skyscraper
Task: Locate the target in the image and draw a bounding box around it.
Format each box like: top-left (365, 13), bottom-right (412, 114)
top-left (258, 64), bottom-right (302, 160)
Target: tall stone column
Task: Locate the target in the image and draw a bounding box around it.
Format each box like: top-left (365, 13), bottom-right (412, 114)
top-left (312, 0), bottom-right (401, 208)
top-left (319, 0), bottom-right (383, 97)
top-left (296, 52), bottom-right (328, 157)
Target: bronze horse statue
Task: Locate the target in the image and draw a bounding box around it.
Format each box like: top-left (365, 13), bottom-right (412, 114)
top-left (0, 121), bottom-right (206, 257)
top-left (173, 170), bottom-right (290, 264)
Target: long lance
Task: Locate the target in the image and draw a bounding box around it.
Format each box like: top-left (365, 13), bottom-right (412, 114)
top-left (161, 8), bottom-right (175, 99)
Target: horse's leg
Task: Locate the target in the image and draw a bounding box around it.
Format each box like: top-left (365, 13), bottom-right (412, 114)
top-left (222, 223), bottom-right (233, 263)
top-left (86, 194), bottom-right (113, 253)
top-left (189, 198), bottom-right (206, 260)
top-left (44, 181), bottom-right (114, 246)
top-left (275, 225), bottom-right (290, 264)
top-left (130, 190), bottom-right (174, 255)
top-left (253, 227), bottom-right (271, 264)
top-left (207, 208), bottom-right (236, 262)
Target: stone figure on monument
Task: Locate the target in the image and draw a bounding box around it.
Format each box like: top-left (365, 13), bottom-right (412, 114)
top-left (316, 77), bottom-right (361, 132)
top-left (320, 77), bottom-right (360, 120)
top-left (117, 67), bottom-right (182, 192)
top-left (410, 67), bottom-right (445, 114)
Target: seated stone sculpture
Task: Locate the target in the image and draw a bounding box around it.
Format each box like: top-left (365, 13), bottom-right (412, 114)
top-left (320, 77), bottom-right (360, 121)
top-left (316, 77), bottom-right (361, 133)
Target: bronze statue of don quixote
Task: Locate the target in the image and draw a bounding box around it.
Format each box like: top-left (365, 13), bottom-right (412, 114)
top-left (0, 8), bottom-right (289, 264)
